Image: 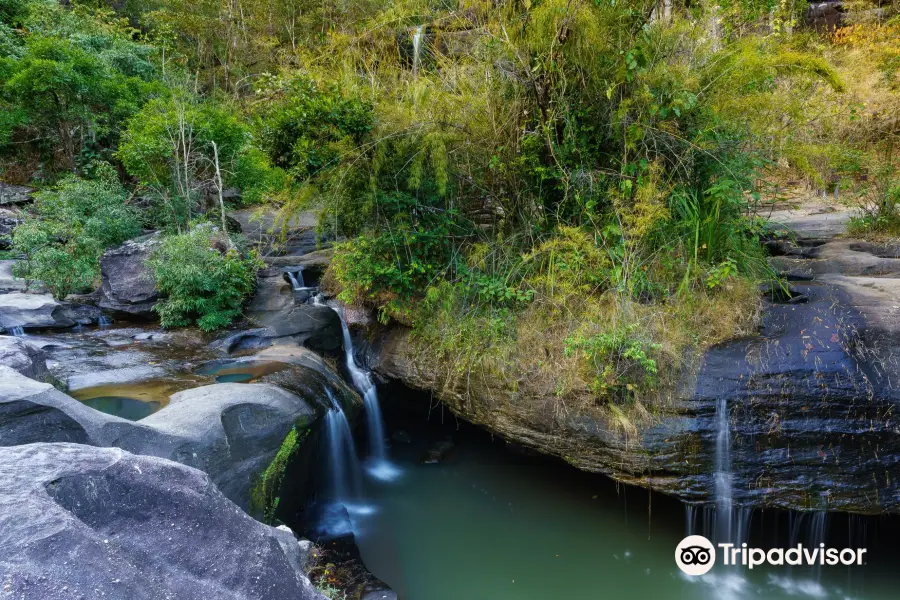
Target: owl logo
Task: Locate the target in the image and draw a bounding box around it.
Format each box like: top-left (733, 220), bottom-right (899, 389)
top-left (676, 535), bottom-right (716, 575)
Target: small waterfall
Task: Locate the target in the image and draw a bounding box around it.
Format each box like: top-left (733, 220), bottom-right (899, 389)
top-left (98, 315), bottom-right (112, 329)
top-left (411, 25), bottom-right (425, 75)
top-left (7, 325), bottom-right (24, 337)
top-left (330, 304), bottom-right (398, 480)
top-left (714, 394), bottom-right (734, 542)
top-left (323, 389), bottom-right (363, 502)
top-left (287, 269), bottom-right (305, 291)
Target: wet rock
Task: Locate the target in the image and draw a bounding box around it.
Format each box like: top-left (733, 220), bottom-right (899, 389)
top-left (0, 336), bottom-right (49, 380)
top-left (241, 304), bottom-right (342, 352)
top-left (0, 293), bottom-right (78, 331)
top-left (0, 443), bottom-right (325, 600)
top-left (98, 236), bottom-right (160, 318)
top-left (424, 437), bottom-right (454, 464)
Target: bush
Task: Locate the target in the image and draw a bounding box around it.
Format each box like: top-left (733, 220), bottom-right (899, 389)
top-left (12, 163), bottom-right (141, 298)
top-left (148, 224), bottom-right (262, 330)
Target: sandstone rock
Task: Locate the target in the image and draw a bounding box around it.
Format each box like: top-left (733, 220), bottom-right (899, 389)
top-left (98, 236), bottom-right (160, 317)
top-left (0, 293), bottom-right (75, 331)
top-left (0, 443), bottom-right (325, 600)
top-left (0, 336), bottom-right (49, 380)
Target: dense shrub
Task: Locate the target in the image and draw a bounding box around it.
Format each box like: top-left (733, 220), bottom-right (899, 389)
top-left (148, 223), bottom-right (262, 330)
top-left (12, 163), bottom-right (141, 298)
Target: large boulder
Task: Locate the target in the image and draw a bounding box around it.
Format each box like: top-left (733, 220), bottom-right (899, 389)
top-left (117, 382), bottom-right (321, 508)
top-left (98, 236), bottom-right (160, 318)
top-left (0, 443), bottom-right (325, 600)
top-left (0, 366), bottom-right (332, 510)
top-left (0, 336), bottom-right (49, 380)
top-left (228, 300), bottom-right (342, 353)
top-left (0, 293), bottom-right (77, 332)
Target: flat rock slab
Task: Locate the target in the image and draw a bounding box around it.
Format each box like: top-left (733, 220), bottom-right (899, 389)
top-left (0, 293), bottom-right (68, 331)
top-left (766, 201), bottom-right (853, 240)
top-left (0, 443), bottom-right (324, 600)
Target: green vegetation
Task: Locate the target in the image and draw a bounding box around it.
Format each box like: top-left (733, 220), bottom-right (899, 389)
top-left (148, 223), bottom-right (262, 330)
top-left (0, 0), bottom-right (897, 412)
top-left (249, 423), bottom-right (308, 523)
top-left (12, 162), bottom-right (140, 298)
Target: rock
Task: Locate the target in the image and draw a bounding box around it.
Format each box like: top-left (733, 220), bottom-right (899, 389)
top-left (0, 182), bottom-right (34, 205)
top-left (0, 365), bottom-right (334, 510)
top-left (0, 365), bottom-right (131, 447)
top-left (0, 260), bottom-right (29, 292)
top-left (239, 303), bottom-right (342, 352)
top-left (423, 437), bottom-right (454, 464)
top-left (0, 443), bottom-right (325, 600)
top-left (0, 336), bottom-right (49, 380)
top-left (66, 364), bottom-right (168, 391)
top-left (53, 301), bottom-right (102, 325)
top-left (0, 211), bottom-right (20, 249)
top-left (98, 236), bottom-right (160, 317)
top-left (0, 293), bottom-right (76, 331)
top-left (806, 0), bottom-right (845, 31)
top-left (116, 382), bottom-right (323, 509)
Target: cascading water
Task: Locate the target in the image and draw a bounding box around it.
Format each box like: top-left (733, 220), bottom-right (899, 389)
top-left (287, 269), bottom-right (304, 291)
top-left (331, 304), bottom-right (398, 481)
top-left (6, 325), bottom-right (24, 337)
top-left (411, 25), bottom-right (425, 75)
top-left (98, 315), bottom-right (112, 328)
top-left (323, 388), bottom-right (363, 502)
top-left (714, 394), bottom-right (734, 543)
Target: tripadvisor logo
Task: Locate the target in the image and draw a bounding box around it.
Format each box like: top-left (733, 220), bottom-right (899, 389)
top-left (675, 535), bottom-right (868, 576)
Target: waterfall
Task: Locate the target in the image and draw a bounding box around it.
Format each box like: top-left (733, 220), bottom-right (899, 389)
top-left (412, 25), bottom-right (425, 75)
top-left (7, 325), bottom-right (24, 337)
top-left (98, 315), bottom-right (112, 328)
top-left (323, 389), bottom-right (363, 502)
top-left (287, 269), bottom-right (304, 291)
top-left (330, 304), bottom-right (398, 481)
top-left (714, 394), bottom-right (734, 542)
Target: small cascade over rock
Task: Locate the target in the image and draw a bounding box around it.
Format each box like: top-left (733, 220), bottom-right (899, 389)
top-left (330, 303), bottom-right (398, 481)
top-left (287, 269), bottom-right (304, 291)
top-left (323, 388), bottom-right (363, 502)
top-left (98, 315), bottom-right (112, 329)
top-left (7, 325), bottom-right (24, 337)
top-left (412, 25), bottom-right (425, 75)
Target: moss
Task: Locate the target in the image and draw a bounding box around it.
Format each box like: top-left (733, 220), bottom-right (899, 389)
top-left (250, 419), bottom-right (311, 523)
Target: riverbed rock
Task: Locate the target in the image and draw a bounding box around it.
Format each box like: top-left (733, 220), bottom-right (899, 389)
top-left (0, 260), bottom-right (28, 292)
top-left (0, 443), bottom-right (325, 600)
top-left (240, 303), bottom-right (342, 352)
top-left (0, 336), bottom-right (49, 380)
top-left (98, 236), bottom-right (160, 317)
top-left (0, 210), bottom-right (19, 249)
top-left (0, 365), bottom-right (132, 446)
top-left (0, 293), bottom-right (77, 331)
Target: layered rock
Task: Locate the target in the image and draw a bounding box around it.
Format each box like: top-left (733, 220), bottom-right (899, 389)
top-left (0, 443), bottom-right (325, 600)
top-left (0, 293), bottom-right (93, 332)
top-left (369, 199), bottom-right (900, 514)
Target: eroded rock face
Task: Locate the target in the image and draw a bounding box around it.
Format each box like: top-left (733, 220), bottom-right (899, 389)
top-left (0, 366), bottom-right (334, 510)
top-left (0, 443), bottom-right (325, 600)
top-left (120, 382), bottom-right (321, 508)
top-left (98, 236), bottom-right (160, 317)
top-left (0, 182), bottom-right (33, 205)
top-left (0, 336), bottom-right (49, 380)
